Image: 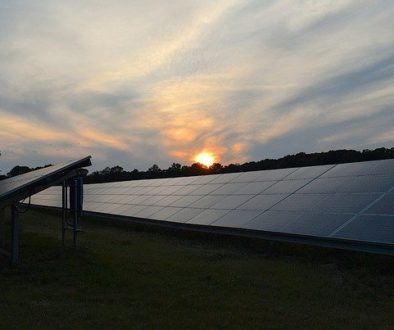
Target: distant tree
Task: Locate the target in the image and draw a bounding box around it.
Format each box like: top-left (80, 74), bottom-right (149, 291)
top-left (149, 164), bottom-right (160, 171)
top-left (111, 165), bottom-right (124, 173)
top-left (148, 164), bottom-right (161, 173)
top-left (100, 167), bottom-right (111, 176)
top-left (167, 163), bottom-right (182, 176)
top-left (223, 163), bottom-right (241, 173)
top-left (7, 165), bottom-right (32, 177)
top-left (187, 163), bottom-right (208, 176)
top-left (210, 163), bottom-right (223, 173)
top-left (131, 169), bottom-right (139, 176)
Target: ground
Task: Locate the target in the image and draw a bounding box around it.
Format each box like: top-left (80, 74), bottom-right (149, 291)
top-left (0, 208), bottom-right (393, 329)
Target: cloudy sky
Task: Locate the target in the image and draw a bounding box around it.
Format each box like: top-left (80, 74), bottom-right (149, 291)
top-left (1, 0), bottom-right (394, 173)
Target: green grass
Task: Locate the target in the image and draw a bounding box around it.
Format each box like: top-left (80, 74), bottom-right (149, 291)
top-left (1, 208), bottom-right (393, 329)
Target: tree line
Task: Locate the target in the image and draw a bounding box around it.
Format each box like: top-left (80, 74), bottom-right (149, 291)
top-left (0, 164), bottom-right (52, 181)
top-left (85, 147), bottom-right (394, 183)
top-left (1, 147), bottom-right (393, 183)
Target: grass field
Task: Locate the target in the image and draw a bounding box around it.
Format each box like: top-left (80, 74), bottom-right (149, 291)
top-left (0, 208), bottom-right (393, 329)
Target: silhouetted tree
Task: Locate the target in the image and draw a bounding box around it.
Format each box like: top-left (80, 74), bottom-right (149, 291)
top-left (141, 164), bottom-right (160, 179)
top-left (167, 163), bottom-right (182, 176)
top-left (210, 163), bottom-right (223, 173)
top-left (111, 165), bottom-right (124, 173)
top-left (100, 167), bottom-right (111, 176)
top-left (186, 163), bottom-right (208, 176)
top-left (148, 164), bottom-right (161, 173)
top-left (7, 165), bottom-right (32, 177)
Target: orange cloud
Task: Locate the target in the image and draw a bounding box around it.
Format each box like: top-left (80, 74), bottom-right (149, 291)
top-left (0, 113), bottom-right (72, 143)
top-left (0, 111), bottom-right (131, 157)
top-left (79, 128), bottom-right (129, 151)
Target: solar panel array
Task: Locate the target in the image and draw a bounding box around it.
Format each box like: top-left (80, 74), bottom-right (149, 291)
top-left (0, 163), bottom-right (72, 200)
top-left (31, 159), bottom-right (394, 248)
top-left (0, 157), bottom-right (92, 208)
top-left (1, 156), bottom-right (92, 264)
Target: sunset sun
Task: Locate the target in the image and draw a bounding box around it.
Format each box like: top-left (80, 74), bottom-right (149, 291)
top-left (194, 152), bottom-right (215, 167)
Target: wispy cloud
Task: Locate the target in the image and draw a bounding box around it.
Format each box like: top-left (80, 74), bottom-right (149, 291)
top-left (0, 0), bottom-right (393, 171)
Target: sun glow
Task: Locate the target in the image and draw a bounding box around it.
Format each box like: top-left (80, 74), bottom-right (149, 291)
top-left (194, 152), bottom-right (215, 167)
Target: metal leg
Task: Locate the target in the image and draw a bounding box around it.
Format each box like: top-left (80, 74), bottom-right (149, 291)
top-left (73, 180), bottom-right (78, 249)
top-left (0, 207), bottom-right (10, 260)
top-left (62, 181), bottom-right (67, 246)
top-left (62, 177), bottom-right (82, 249)
top-left (10, 204), bottom-right (18, 265)
top-left (0, 208), bottom-right (3, 251)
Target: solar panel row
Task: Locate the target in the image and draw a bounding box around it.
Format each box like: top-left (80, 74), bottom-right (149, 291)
top-left (0, 156), bottom-right (92, 264)
top-left (30, 159), bottom-right (394, 249)
top-left (0, 157), bottom-right (92, 205)
top-left (0, 163), bottom-right (71, 199)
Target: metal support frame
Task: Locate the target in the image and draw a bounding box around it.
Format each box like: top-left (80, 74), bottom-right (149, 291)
top-left (0, 156), bottom-right (91, 265)
top-left (0, 175), bottom-right (83, 265)
top-left (62, 181), bottom-right (67, 246)
top-left (72, 179), bottom-right (78, 248)
top-left (0, 204), bottom-right (20, 265)
top-left (61, 178), bottom-right (82, 249)
top-left (10, 204), bottom-right (19, 264)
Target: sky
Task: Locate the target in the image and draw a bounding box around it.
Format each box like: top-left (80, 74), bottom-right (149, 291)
top-left (1, 0), bottom-right (394, 173)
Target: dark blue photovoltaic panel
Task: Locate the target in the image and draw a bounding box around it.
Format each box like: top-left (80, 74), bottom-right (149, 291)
top-left (29, 159), bottom-right (394, 253)
top-left (212, 210), bottom-right (262, 228)
top-left (332, 215), bottom-right (394, 244)
top-left (0, 156), bottom-right (91, 208)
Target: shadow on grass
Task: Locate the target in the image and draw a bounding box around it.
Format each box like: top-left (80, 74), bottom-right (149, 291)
top-left (20, 207), bottom-right (393, 275)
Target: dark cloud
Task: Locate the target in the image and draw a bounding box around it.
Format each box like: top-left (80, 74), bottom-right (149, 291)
top-left (274, 54), bottom-right (394, 114)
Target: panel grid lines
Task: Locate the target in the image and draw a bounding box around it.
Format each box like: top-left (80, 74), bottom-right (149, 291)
top-left (238, 165), bottom-right (336, 222)
top-left (328, 184), bottom-right (394, 237)
top-left (228, 177), bottom-right (293, 211)
top-left (28, 159), bottom-right (394, 251)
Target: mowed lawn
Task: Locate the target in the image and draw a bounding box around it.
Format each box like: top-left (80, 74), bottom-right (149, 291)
top-left (0, 208), bottom-right (393, 329)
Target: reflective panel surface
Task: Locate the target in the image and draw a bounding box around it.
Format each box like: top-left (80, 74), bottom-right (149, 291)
top-left (29, 159), bottom-right (394, 251)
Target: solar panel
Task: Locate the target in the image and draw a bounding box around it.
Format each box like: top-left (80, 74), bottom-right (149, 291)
top-left (284, 164), bottom-right (335, 179)
top-left (0, 156), bottom-right (92, 264)
top-left (236, 181), bottom-right (275, 194)
top-left (332, 215), bottom-right (394, 244)
top-left (210, 182), bottom-right (249, 195)
top-left (212, 210), bottom-right (262, 228)
top-left (30, 159), bottom-right (394, 255)
top-left (169, 195), bottom-right (201, 207)
top-left (173, 185), bottom-right (203, 196)
top-left (243, 211), bottom-right (352, 236)
top-left (188, 195), bottom-right (224, 208)
top-left (263, 179), bottom-right (311, 194)
top-left (321, 159), bottom-right (394, 177)
top-left (0, 156), bottom-right (91, 209)
top-left (239, 194), bottom-right (288, 211)
top-left (366, 193), bottom-right (394, 214)
top-left (155, 195), bottom-right (184, 206)
top-left (167, 208), bottom-right (204, 223)
top-left (210, 195), bottom-right (253, 210)
top-left (134, 206), bottom-right (164, 219)
top-left (208, 172), bottom-right (242, 184)
top-left (150, 206), bottom-right (182, 220)
top-left (187, 209), bottom-right (230, 225)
